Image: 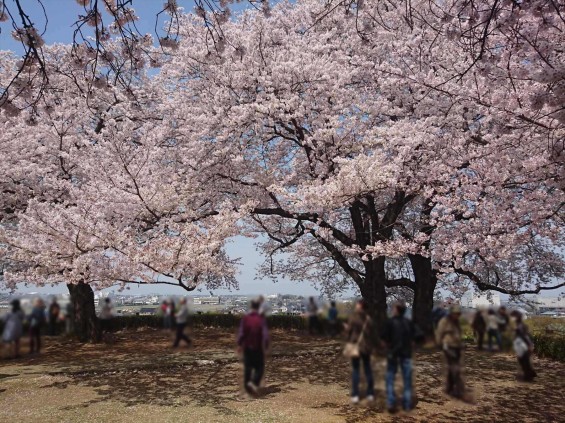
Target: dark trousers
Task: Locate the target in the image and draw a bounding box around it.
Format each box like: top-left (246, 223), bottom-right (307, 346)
top-left (244, 348), bottom-right (264, 389)
top-left (163, 315), bottom-right (173, 330)
top-left (173, 323), bottom-right (191, 347)
top-left (29, 326), bottom-right (41, 353)
top-left (351, 353), bottom-right (374, 397)
top-left (444, 347), bottom-right (464, 397)
top-left (475, 330), bottom-right (485, 350)
top-left (48, 318), bottom-right (58, 336)
top-left (518, 352), bottom-right (537, 381)
top-left (328, 321), bottom-right (339, 337)
top-left (308, 316), bottom-right (321, 334)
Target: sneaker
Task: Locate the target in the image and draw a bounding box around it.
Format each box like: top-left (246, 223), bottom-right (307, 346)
top-left (351, 396), bottom-right (360, 404)
top-left (246, 381), bottom-right (259, 394)
top-left (366, 395), bottom-right (375, 402)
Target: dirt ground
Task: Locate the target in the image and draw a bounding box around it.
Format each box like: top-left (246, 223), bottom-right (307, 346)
top-left (1, 327), bottom-right (563, 423)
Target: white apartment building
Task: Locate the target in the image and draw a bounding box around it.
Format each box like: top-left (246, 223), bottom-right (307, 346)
top-left (461, 291), bottom-right (501, 309)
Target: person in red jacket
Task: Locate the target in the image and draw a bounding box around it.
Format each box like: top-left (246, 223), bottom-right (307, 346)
top-left (237, 300), bottom-right (270, 395)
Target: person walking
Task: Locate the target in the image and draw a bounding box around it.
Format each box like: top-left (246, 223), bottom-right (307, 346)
top-left (436, 304), bottom-right (465, 398)
top-left (510, 310), bottom-right (537, 382)
top-left (498, 306), bottom-right (510, 351)
top-left (381, 302), bottom-right (416, 413)
top-left (471, 309), bottom-right (486, 350)
top-left (431, 306), bottom-right (447, 331)
top-left (65, 301), bottom-right (75, 336)
top-left (99, 297), bottom-right (114, 342)
top-left (486, 308), bottom-right (502, 351)
top-left (161, 299), bottom-right (173, 330)
top-left (307, 297), bottom-right (320, 335)
top-left (172, 298), bottom-right (191, 348)
top-left (48, 297), bottom-right (61, 336)
top-left (169, 299), bottom-right (177, 329)
top-left (257, 295), bottom-right (270, 317)
top-left (344, 299), bottom-right (374, 404)
top-left (28, 298), bottom-right (46, 354)
top-left (237, 300), bottom-right (270, 395)
top-left (328, 301), bottom-right (339, 337)
top-left (2, 299), bottom-right (25, 359)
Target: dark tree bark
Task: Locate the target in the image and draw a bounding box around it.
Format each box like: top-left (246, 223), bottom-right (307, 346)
top-left (253, 190), bottom-right (440, 334)
top-left (67, 281), bottom-right (100, 342)
top-left (359, 257), bottom-right (388, 331)
top-left (409, 254), bottom-right (437, 335)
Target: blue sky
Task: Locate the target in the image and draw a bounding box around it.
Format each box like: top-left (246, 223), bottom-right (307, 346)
top-left (0, 1), bottom-right (349, 297)
top-left (11, 235), bottom-right (331, 297)
top-left (0, 0), bottom-right (256, 52)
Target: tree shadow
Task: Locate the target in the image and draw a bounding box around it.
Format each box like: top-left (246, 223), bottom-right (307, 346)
top-left (25, 329), bottom-right (565, 422)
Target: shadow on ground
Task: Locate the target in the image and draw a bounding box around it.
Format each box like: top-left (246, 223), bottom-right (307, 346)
top-left (2, 328), bottom-right (564, 422)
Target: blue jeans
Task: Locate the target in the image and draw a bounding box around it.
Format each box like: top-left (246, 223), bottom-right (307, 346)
top-left (386, 356), bottom-right (412, 410)
top-left (488, 329), bottom-right (502, 351)
top-left (351, 353), bottom-right (374, 397)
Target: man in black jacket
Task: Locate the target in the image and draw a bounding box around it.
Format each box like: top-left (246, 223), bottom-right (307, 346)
top-left (381, 302), bottom-right (419, 413)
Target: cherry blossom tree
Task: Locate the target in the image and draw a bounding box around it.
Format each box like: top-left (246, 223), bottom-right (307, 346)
top-left (154, 0), bottom-right (564, 330)
top-left (2, 0), bottom-right (563, 336)
top-left (0, 0), bottom-right (270, 109)
top-left (0, 44), bottom-right (244, 340)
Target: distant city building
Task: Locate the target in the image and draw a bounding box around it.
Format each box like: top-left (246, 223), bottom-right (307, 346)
top-left (532, 296), bottom-right (565, 313)
top-left (94, 291), bottom-right (110, 300)
top-left (193, 296), bottom-right (220, 305)
top-left (461, 291), bottom-right (501, 308)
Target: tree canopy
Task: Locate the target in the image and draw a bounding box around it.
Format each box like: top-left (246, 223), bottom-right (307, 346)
top-left (1, 1), bottom-right (564, 320)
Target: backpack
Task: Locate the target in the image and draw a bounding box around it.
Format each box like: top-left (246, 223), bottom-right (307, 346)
top-left (242, 313), bottom-right (265, 350)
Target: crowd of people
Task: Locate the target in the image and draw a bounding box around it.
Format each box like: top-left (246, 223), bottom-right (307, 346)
top-left (230, 297), bottom-right (538, 411)
top-left (234, 298), bottom-right (538, 412)
top-left (1, 297), bottom-right (69, 358)
top-left (470, 306), bottom-right (536, 381)
top-left (2, 295), bottom-right (538, 413)
top-left (352, 302), bottom-right (536, 411)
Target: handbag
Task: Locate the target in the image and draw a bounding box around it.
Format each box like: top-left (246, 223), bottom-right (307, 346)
top-left (343, 341), bottom-right (360, 358)
top-left (343, 319), bottom-right (368, 358)
top-left (513, 336), bottom-right (529, 358)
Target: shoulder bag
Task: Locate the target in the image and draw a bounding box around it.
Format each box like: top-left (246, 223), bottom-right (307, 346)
top-left (343, 319), bottom-right (368, 359)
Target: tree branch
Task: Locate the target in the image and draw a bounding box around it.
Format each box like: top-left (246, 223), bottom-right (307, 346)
top-left (454, 267), bottom-right (565, 295)
top-left (310, 229), bottom-right (364, 285)
top-left (116, 278), bottom-right (198, 292)
top-left (253, 207), bottom-right (355, 247)
top-left (385, 277), bottom-right (415, 289)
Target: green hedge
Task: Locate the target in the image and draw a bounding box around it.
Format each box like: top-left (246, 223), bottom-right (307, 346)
top-left (104, 313), bottom-right (310, 331)
top-left (0, 313), bottom-right (325, 334)
top-left (531, 333), bottom-right (565, 362)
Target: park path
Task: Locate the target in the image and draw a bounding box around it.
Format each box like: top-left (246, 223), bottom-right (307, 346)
top-left (1, 327), bottom-right (564, 422)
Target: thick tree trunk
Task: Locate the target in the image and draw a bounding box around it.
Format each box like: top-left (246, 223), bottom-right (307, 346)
top-left (359, 257), bottom-right (388, 331)
top-left (409, 254), bottom-right (437, 335)
top-left (67, 282), bottom-right (100, 342)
